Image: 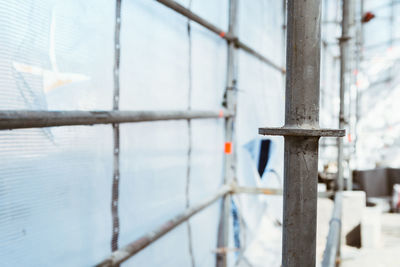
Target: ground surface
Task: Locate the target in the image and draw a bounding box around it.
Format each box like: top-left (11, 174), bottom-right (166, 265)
top-left (236, 198), bottom-right (400, 267)
top-left (341, 213), bottom-right (400, 267)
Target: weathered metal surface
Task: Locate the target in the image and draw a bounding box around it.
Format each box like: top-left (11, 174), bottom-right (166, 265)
top-left (259, 127), bottom-right (345, 137)
top-left (322, 193), bottom-right (343, 267)
top-left (155, 0), bottom-right (285, 73)
top-left (96, 186), bottom-right (232, 267)
top-left (281, 0), bottom-right (322, 264)
top-left (258, 0), bottom-right (344, 266)
top-left (0, 110), bottom-right (233, 130)
top-left (282, 136), bottom-right (319, 267)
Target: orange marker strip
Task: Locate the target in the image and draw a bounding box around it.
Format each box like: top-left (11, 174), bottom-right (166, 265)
top-left (224, 142), bottom-right (232, 154)
top-left (219, 110), bottom-right (224, 118)
top-left (219, 32), bottom-right (226, 38)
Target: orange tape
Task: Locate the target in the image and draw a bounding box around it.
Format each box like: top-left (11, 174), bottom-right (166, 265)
top-left (347, 133), bottom-right (352, 143)
top-left (219, 110), bottom-right (224, 118)
top-left (224, 142), bottom-right (232, 154)
top-left (219, 32), bottom-right (226, 38)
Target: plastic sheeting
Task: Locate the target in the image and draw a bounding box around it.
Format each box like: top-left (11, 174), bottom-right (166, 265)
top-left (0, 0), bottom-right (285, 266)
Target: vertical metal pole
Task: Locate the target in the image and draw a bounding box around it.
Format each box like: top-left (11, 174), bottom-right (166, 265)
top-left (355, 0), bottom-right (364, 167)
top-left (217, 0), bottom-right (238, 266)
top-left (111, 0), bottom-right (122, 253)
top-left (185, 1), bottom-right (195, 266)
top-left (338, 0), bottom-right (350, 192)
top-left (283, 1), bottom-right (321, 266)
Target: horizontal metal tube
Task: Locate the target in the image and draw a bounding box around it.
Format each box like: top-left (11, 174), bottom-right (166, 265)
top-left (234, 186), bottom-right (282, 195)
top-left (233, 186), bottom-right (333, 198)
top-left (0, 110), bottom-right (232, 130)
top-left (259, 127), bottom-right (345, 137)
top-left (155, 0), bottom-right (285, 74)
top-left (96, 185), bottom-right (232, 267)
top-left (321, 192), bottom-right (343, 267)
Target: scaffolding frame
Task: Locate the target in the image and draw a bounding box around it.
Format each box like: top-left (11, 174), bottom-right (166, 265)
top-left (0, 1), bottom-right (348, 267)
top-left (260, 0), bottom-right (344, 266)
top-left (0, 1), bottom-right (285, 267)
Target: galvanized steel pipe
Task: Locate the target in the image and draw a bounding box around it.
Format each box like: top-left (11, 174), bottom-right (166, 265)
top-left (96, 185), bottom-right (232, 267)
top-left (0, 110), bottom-right (233, 130)
top-left (321, 193), bottom-right (343, 267)
top-left (282, 2), bottom-right (322, 266)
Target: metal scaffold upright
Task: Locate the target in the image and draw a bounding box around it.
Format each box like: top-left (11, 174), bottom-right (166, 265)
top-left (259, 0), bottom-right (345, 266)
top-left (217, 0), bottom-right (238, 266)
top-left (338, 0), bottom-right (351, 192)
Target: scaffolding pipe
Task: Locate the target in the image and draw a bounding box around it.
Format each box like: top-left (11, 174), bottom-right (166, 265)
top-left (259, 0), bottom-right (345, 265)
top-left (321, 193), bottom-right (343, 267)
top-left (338, 0), bottom-right (351, 191)
top-left (0, 110), bottom-right (233, 130)
top-left (111, 0), bottom-right (122, 252)
top-left (282, 1), bottom-right (322, 264)
top-left (233, 186), bottom-right (333, 198)
top-left (155, 0), bottom-right (285, 73)
top-left (96, 185), bottom-right (232, 267)
top-left (217, 0), bottom-right (238, 266)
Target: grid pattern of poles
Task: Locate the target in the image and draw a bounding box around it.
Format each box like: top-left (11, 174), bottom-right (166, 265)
top-left (0, 1), bottom-right (347, 267)
top-left (0, 1), bottom-right (285, 267)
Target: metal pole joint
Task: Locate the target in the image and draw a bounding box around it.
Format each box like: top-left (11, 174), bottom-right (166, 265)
top-left (259, 1), bottom-right (344, 266)
top-left (338, 36), bottom-right (351, 43)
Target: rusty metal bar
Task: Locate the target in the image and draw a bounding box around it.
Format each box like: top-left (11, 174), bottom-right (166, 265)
top-left (321, 192), bottom-right (343, 267)
top-left (96, 185), bottom-right (232, 267)
top-left (259, 0), bottom-right (344, 266)
top-left (155, 0), bottom-right (285, 73)
top-left (0, 110), bottom-right (233, 130)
